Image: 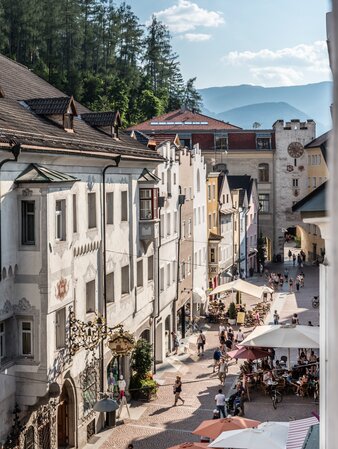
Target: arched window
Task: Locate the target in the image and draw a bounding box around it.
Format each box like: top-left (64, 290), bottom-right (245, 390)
top-left (197, 169), bottom-right (200, 192)
top-left (258, 163), bottom-right (269, 182)
top-left (24, 426), bottom-right (35, 449)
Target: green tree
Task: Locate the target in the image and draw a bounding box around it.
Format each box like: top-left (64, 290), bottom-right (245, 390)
top-left (183, 77), bottom-right (203, 113)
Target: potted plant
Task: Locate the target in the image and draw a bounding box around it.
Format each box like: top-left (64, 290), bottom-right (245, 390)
top-left (129, 339), bottom-right (158, 401)
top-left (228, 301), bottom-right (237, 325)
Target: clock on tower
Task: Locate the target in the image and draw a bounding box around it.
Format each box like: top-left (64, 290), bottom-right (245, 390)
top-left (287, 142), bottom-right (304, 158)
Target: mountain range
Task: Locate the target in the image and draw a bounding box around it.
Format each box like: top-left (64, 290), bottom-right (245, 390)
top-left (198, 82), bottom-right (332, 135)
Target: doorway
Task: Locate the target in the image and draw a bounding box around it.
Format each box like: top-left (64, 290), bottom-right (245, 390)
top-left (57, 381), bottom-right (76, 448)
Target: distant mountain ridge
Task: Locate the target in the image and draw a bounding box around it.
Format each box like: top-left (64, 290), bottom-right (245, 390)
top-left (198, 82), bottom-right (332, 135)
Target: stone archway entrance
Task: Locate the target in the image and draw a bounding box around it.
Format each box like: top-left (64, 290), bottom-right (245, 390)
top-left (57, 381), bottom-right (76, 448)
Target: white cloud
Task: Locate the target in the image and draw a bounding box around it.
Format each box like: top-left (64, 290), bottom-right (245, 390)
top-left (250, 67), bottom-right (304, 86)
top-left (221, 41), bottom-right (330, 86)
top-left (183, 33), bottom-right (211, 42)
top-left (154, 0), bottom-right (224, 33)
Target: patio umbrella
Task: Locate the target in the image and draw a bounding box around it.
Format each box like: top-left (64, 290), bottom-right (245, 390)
top-left (227, 346), bottom-right (270, 361)
top-left (208, 421), bottom-right (289, 449)
top-left (239, 324), bottom-right (319, 368)
top-left (167, 443), bottom-right (208, 449)
top-left (192, 417), bottom-right (261, 440)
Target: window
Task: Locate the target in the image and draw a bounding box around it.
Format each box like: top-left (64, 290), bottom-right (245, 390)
top-left (197, 169), bottom-right (200, 192)
top-left (187, 256), bottom-right (192, 274)
top-left (121, 191), bottom-right (128, 221)
top-left (215, 135), bottom-right (228, 150)
top-left (106, 272), bottom-right (114, 302)
top-left (210, 248), bottom-right (216, 263)
top-left (72, 194), bottom-right (77, 233)
top-left (202, 206), bottom-right (205, 222)
top-left (86, 280), bottom-right (96, 313)
top-left (312, 155), bottom-right (316, 165)
top-left (148, 256), bottom-right (154, 281)
top-left (258, 193), bottom-right (270, 213)
top-left (137, 260), bottom-right (143, 287)
top-left (308, 155), bottom-right (311, 165)
top-left (106, 192), bottom-right (114, 224)
top-left (212, 184), bottom-right (216, 200)
top-left (139, 188), bottom-right (159, 220)
top-left (172, 261), bottom-right (176, 283)
top-left (188, 218), bottom-right (191, 237)
top-left (256, 137), bottom-right (271, 149)
top-left (82, 366), bottom-right (97, 414)
top-left (292, 179), bottom-right (299, 187)
top-left (0, 321), bottom-right (4, 359)
top-left (167, 264), bottom-right (171, 286)
top-left (88, 193), bottom-right (96, 229)
top-left (161, 172), bottom-right (165, 184)
top-left (160, 267), bottom-right (164, 291)
top-left (308, 177), bottom-right (311, 188)
top-left (258, 163), bottom-right (269, 182)
top-left (208, 185), bottom-right (211, 201)
top-left (160, 214), bottom-right (165, 237)
top-left (55, 308), bottom-right (66, 349)
top-left (208, 214), bottom-right (212, 229)
top-left (63, 113), bottom-right (73, 131)
top-left (121, 265), bottom-right (129, 294)
top-left (226, 194), bottom-right (229, 203)
top-left (313, 177), bottom-right (317, 188)
top-left (317, 154), bottom-right (321, 164)
top-left (21, 321), bottom-right (33, 355)
top-left (173, 173), bottom-right (177, 185)
top-left (167, 213), bottom-right (171, 235)
top-left (182, 221), bottom-right (186, 239)
top-left (55, 199), bottom-right (66, 240)
top-left (174, 211), bottom-right (177, 233)
top-left (213, 212), bottom-right (216, 227)
top-left (21, 200), bottom-right (35, 245)
top-left (180, 262), bottom-right (186, 280)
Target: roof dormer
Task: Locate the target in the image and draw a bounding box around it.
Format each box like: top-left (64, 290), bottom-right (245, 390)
top-left (24, 96), bottom-right (77, 132)
top-left (81, 111), bottom-right (122, 138)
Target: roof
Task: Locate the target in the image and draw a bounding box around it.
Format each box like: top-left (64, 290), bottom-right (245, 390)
top-left (15, 163), bottom-right (79, 183)
top-left (81, 111), bottom-right (121, 127)
top-left (25, 96), bottom-right (77, 115)
top-left (227, 175), bottom-right (253, 199)
top-left (286, 416), bottom-right (319, 449)
top-left (127, 108), bottom-right (241, 132)
top-left (148, 133), bottom-right (181, 146)
top-left (0, 54), bottom-right (163, 162)
top-left (138, 168), bottom-right (160, 183)
top-left (305, 130), bottom-right (330, 163)
top-left (209, 232), bottom-right (223, 241)
top-left (292, 182), bottom-right (327, 214)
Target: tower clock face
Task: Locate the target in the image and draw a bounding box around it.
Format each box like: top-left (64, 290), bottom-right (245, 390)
top-left (287, 142), bottom-right (304, 158)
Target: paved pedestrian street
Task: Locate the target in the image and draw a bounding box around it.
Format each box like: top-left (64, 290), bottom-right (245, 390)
top-left (88, 251), bottom-right (319, 449)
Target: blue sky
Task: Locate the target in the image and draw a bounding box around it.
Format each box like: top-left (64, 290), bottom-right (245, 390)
top-left (120, 0), bottom-right (331, 88)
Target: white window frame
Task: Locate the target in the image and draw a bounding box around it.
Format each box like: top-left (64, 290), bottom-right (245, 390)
top-left (55, 308), bottom-right (66, 349)
top-left (20, 320), bottom-right (33, 356)
top-left (55, 199), bottom-right (66, 241)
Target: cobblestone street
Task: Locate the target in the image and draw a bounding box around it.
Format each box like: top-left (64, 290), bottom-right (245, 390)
top-left (87, 249), bottom-right (320, 449)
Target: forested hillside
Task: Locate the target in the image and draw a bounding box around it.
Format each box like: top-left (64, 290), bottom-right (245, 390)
top-left (0, 0), bottom-right (202, 125)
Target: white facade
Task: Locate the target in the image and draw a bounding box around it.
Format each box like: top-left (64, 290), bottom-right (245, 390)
top-left (218, 176), bottom-right (234, 282)
top-left (191, 145), bottom-right (208, 312)
top-left (0, 153), bottom-right (160, 447)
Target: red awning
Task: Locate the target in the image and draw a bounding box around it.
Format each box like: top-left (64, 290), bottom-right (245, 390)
top-left (286, 416), bottom-right (319, 449)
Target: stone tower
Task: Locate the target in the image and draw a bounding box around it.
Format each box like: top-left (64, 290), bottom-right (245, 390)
top-left (273, 119), bottom-right (316, 258)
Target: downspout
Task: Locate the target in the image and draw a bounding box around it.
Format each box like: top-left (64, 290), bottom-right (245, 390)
top-left (0, 143), bottom-right (21, 281)
top-left (101, 156), bottom-right (121, 393)
top-left (174, 187), bottom-right (183, 334)
top-left (153, 202), bottom-right (163, 374)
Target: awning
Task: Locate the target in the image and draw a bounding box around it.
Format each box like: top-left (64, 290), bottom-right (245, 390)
top-left (209, 279), bottom-right (273, 299)
top-left (193, 288), bottom-right (207, 304)
top-left (286, 416), bottom-right (319, 449)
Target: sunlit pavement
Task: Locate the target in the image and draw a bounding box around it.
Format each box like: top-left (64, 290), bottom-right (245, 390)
top-left (87, 245), bottom-right (319, 449)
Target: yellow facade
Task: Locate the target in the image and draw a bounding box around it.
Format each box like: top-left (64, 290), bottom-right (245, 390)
top-left (206, 173), bottom-right (219, 236)
top-left (306, 147), bottom-right (328, 193)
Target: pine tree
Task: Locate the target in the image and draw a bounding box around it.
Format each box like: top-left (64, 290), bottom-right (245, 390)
top-left (183, 77), bottom-right (203, 113)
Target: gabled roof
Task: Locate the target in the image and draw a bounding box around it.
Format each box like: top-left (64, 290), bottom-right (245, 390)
top-left (292, 181), bottom-right (327, 214)
top-left (227, 175), bottom-right (252, 193)
top-left (15, 163), bottom-right (79, 183)
top-left (138, 168), bottom-right (160, 183)
top-left (81, 111), bottom-right (121, 127)
top-left (127, 108), bottom-right (241, 132)
top-left (25, 96), bottom-right (77, 116)
top-left (147, 133), bottom-right (181, 147)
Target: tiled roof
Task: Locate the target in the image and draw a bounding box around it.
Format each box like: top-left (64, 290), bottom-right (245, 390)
top-left (25, 97), bottom-right (75, 115)
top-left (0, 54), bottom-right (163, 162)
top-left (305, 131), bottom-right (331, 148)
top-left (81, 111), bottom-right (121, 127)
top-left (127, 109), bottom-right (241, 132)
top-left (15, 163), bottom-right (79, 183)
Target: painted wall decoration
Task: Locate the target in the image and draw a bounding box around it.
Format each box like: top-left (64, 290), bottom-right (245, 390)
top-left (55, 277), bottom-right (69, 301)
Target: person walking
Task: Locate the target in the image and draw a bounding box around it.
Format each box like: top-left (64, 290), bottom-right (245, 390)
top-left (197, 330), bottom-right (206, 356)
top-left (213, 347), bottom-right (222, 373)
top-left (292, 253), bottom-right (296, 266)
top-left (284, 268), bottom-right (289, 281)
top-left (295, 276), bottom-right (300, 291)
top-left (288, 249), bottom-right (292, 260)
top-left (273, 310), bottom-right (280, 325)
top-left (292, 313), bottom-right (299, 325)
top-left (171, 331), bottom-right (179, 355)
top-left (215, 388), bottom-right (226, 418)
top-left (173, 376), bottom-right (184, 406)
top-left (218, 358), bottom-right (228, 385)
top-left (288, 277), bottom-right (294, 293)
top-left (236, 328), bottom-right (245, 344)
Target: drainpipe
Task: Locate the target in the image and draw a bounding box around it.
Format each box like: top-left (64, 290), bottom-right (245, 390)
top-left (174, 189), bottom-right (185, 335)
top-left (101, 156), bottom-right (121, 394)
top-left (0, 143), bottom-right (21, 282)
top-left (153, 198), bottom-right (164, 374)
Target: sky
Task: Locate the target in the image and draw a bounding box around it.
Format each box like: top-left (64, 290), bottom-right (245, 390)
top-left (119, 0), bottom-right (332, 89)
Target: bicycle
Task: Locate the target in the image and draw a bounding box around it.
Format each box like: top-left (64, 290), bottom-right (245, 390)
top-left (312, 296), bottom-right (319, 308)
top-left (269, 382), bottom-right (283, 409)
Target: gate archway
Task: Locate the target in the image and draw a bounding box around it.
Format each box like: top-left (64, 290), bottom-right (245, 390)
top-left (57, 380), bottom-right (76, 448)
